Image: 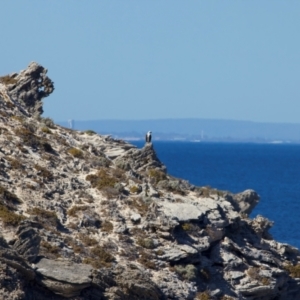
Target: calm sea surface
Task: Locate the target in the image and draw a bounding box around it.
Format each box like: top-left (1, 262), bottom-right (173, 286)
top-left (131, 141), bottom-right (300, 249)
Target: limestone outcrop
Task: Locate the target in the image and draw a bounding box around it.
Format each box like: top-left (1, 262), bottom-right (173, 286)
top-left (0, 63), bottom-right (299, 299)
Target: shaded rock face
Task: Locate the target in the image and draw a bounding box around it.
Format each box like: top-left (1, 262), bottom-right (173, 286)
top-left (13, 220), bottom-right (41, 262)
top-left (0, 63), bottom-right (299, 300)
top-left (3, 62), bottom-right (54, 117)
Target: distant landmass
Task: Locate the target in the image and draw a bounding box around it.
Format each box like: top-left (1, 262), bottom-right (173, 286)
top-left (58, 119), bottom-right (300, 143)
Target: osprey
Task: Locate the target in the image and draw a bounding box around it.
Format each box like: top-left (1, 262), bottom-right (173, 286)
top-left (145, 131), bottom-right (152, 143)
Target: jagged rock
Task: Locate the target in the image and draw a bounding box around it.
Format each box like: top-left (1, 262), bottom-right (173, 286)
top-left (251, 214), bottom-right (274, 238)
top-left (6, 62), bottom-right (54, 117)
top-left (228, 189), bottom-right (260, 214)
top-left (13, 220), bottom-right (41, 262)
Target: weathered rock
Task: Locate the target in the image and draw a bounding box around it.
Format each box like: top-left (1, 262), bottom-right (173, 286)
top-left (229, 189), bottom-right (260, 214)
top-left (6, 62), bottom-right (54, 117)
top-left (35, 258), bottom-right (92, 298)
top-left (158, 202), bottom-right (205, 223)
top-left (161, 244), bottom-right (199, 262)
top-left (13, 220), bottom-right (41, 262)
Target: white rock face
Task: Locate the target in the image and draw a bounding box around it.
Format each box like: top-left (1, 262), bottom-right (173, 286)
top-left (158, 202), bottom-right (205, 222)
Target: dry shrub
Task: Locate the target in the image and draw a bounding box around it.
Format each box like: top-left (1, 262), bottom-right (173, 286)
top-left (148, 168), bottom-right (166, 184)
top-left (129, 185), bottom-right (140, 194)
top-left (284, 263), bottom-right (300, 278)
top-left (68, 147), bottom-right (84, 158)
top-left (41, 240), bottom-right (60, 257)
top-left (16, 143), bottom-right (28, 153)
top-left (247, 267), bottom-right (261, 280)
top-left (137, 237), bottom-right (155, 249)
top-left (197, 186), bottom-right (225, 197)
top-left (11, 116), bottom-right (24, 123)
top-left (41, 117), bottom-right (55, 128)
top-left (260, 277), bottom-right (270, 285)
top-left (83, 245), bottom-right (114, 268)
top-left (0, 185), bottom-right (22, 206)
top-left (78, 233), bottom-right (98, 247)
top-left (14, 127), bottom-right (40, 148)
top-left (6, 157), bottom-right (24, 170)
top-left (127, 198), bottom-right (150, 216)
top-left (27, 207), bottom-right (59, 228)
top-left (196, 291), bottom-right (210, 300)
top-left (101, 220), bottom-right (113, 232)
top-left (137, 249), bottom-right (156, 270)
top-left (0, 75), bottom-right (17, 85)
top-left (34, 164), bottom-right (53, 181)
top-left (86, 168), bottom-right (125, 195)
top-left (67, 205), bottom-right (89, 217)
top-left (0, 204), bottom-right (25, 226)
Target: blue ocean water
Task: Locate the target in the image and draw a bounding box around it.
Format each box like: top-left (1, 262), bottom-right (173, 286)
top-left (131, 141), bottom-right (300, 249)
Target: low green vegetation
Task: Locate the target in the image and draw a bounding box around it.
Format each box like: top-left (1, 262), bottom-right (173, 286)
top-left (173, 264), bottom-right (198, 281)
top-left (85, 130), bottom-right (96, 135)
top-left (41, 126), bottom-right (52, 134)
top-left (137, 237), bottom-right (155, 249)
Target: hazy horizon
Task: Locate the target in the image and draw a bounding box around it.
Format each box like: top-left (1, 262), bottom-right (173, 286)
top-left (57, 117), bottom-right (300, 126)
top-left (2, 2), bottom-right (300, 123)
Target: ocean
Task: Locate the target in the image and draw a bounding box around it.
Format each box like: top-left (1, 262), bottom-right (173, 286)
top-left (131, 141), bottom-right (300, 249)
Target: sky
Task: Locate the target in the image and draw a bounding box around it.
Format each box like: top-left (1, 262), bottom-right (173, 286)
top-left (1, 1), bottom-right (300, 123)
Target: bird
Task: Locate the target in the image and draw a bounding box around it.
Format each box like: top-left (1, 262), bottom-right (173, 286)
top-left (145, 131), bottom-right (152, 143)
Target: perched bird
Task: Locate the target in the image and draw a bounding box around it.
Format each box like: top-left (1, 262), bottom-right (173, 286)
top-left (145, 131), bottom-right (152, 143)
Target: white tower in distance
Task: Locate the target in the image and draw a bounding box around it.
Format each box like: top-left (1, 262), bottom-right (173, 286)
top-left (68, 119), bottom-right (74, 129)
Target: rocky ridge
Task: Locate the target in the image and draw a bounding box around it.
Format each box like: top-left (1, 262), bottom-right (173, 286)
top-left (0, 63), bottom-right (299, 299)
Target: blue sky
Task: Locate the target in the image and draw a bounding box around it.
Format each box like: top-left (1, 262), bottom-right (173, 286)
top-left (1, 1), bottom-right (299, 123)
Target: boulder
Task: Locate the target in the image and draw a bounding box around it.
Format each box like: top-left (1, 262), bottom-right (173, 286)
top-left (35, 258), bottom-right (93, 298)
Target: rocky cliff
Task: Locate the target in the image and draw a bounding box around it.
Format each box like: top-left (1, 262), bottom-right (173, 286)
top-left (0, 63), bottom-right (299, 300)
